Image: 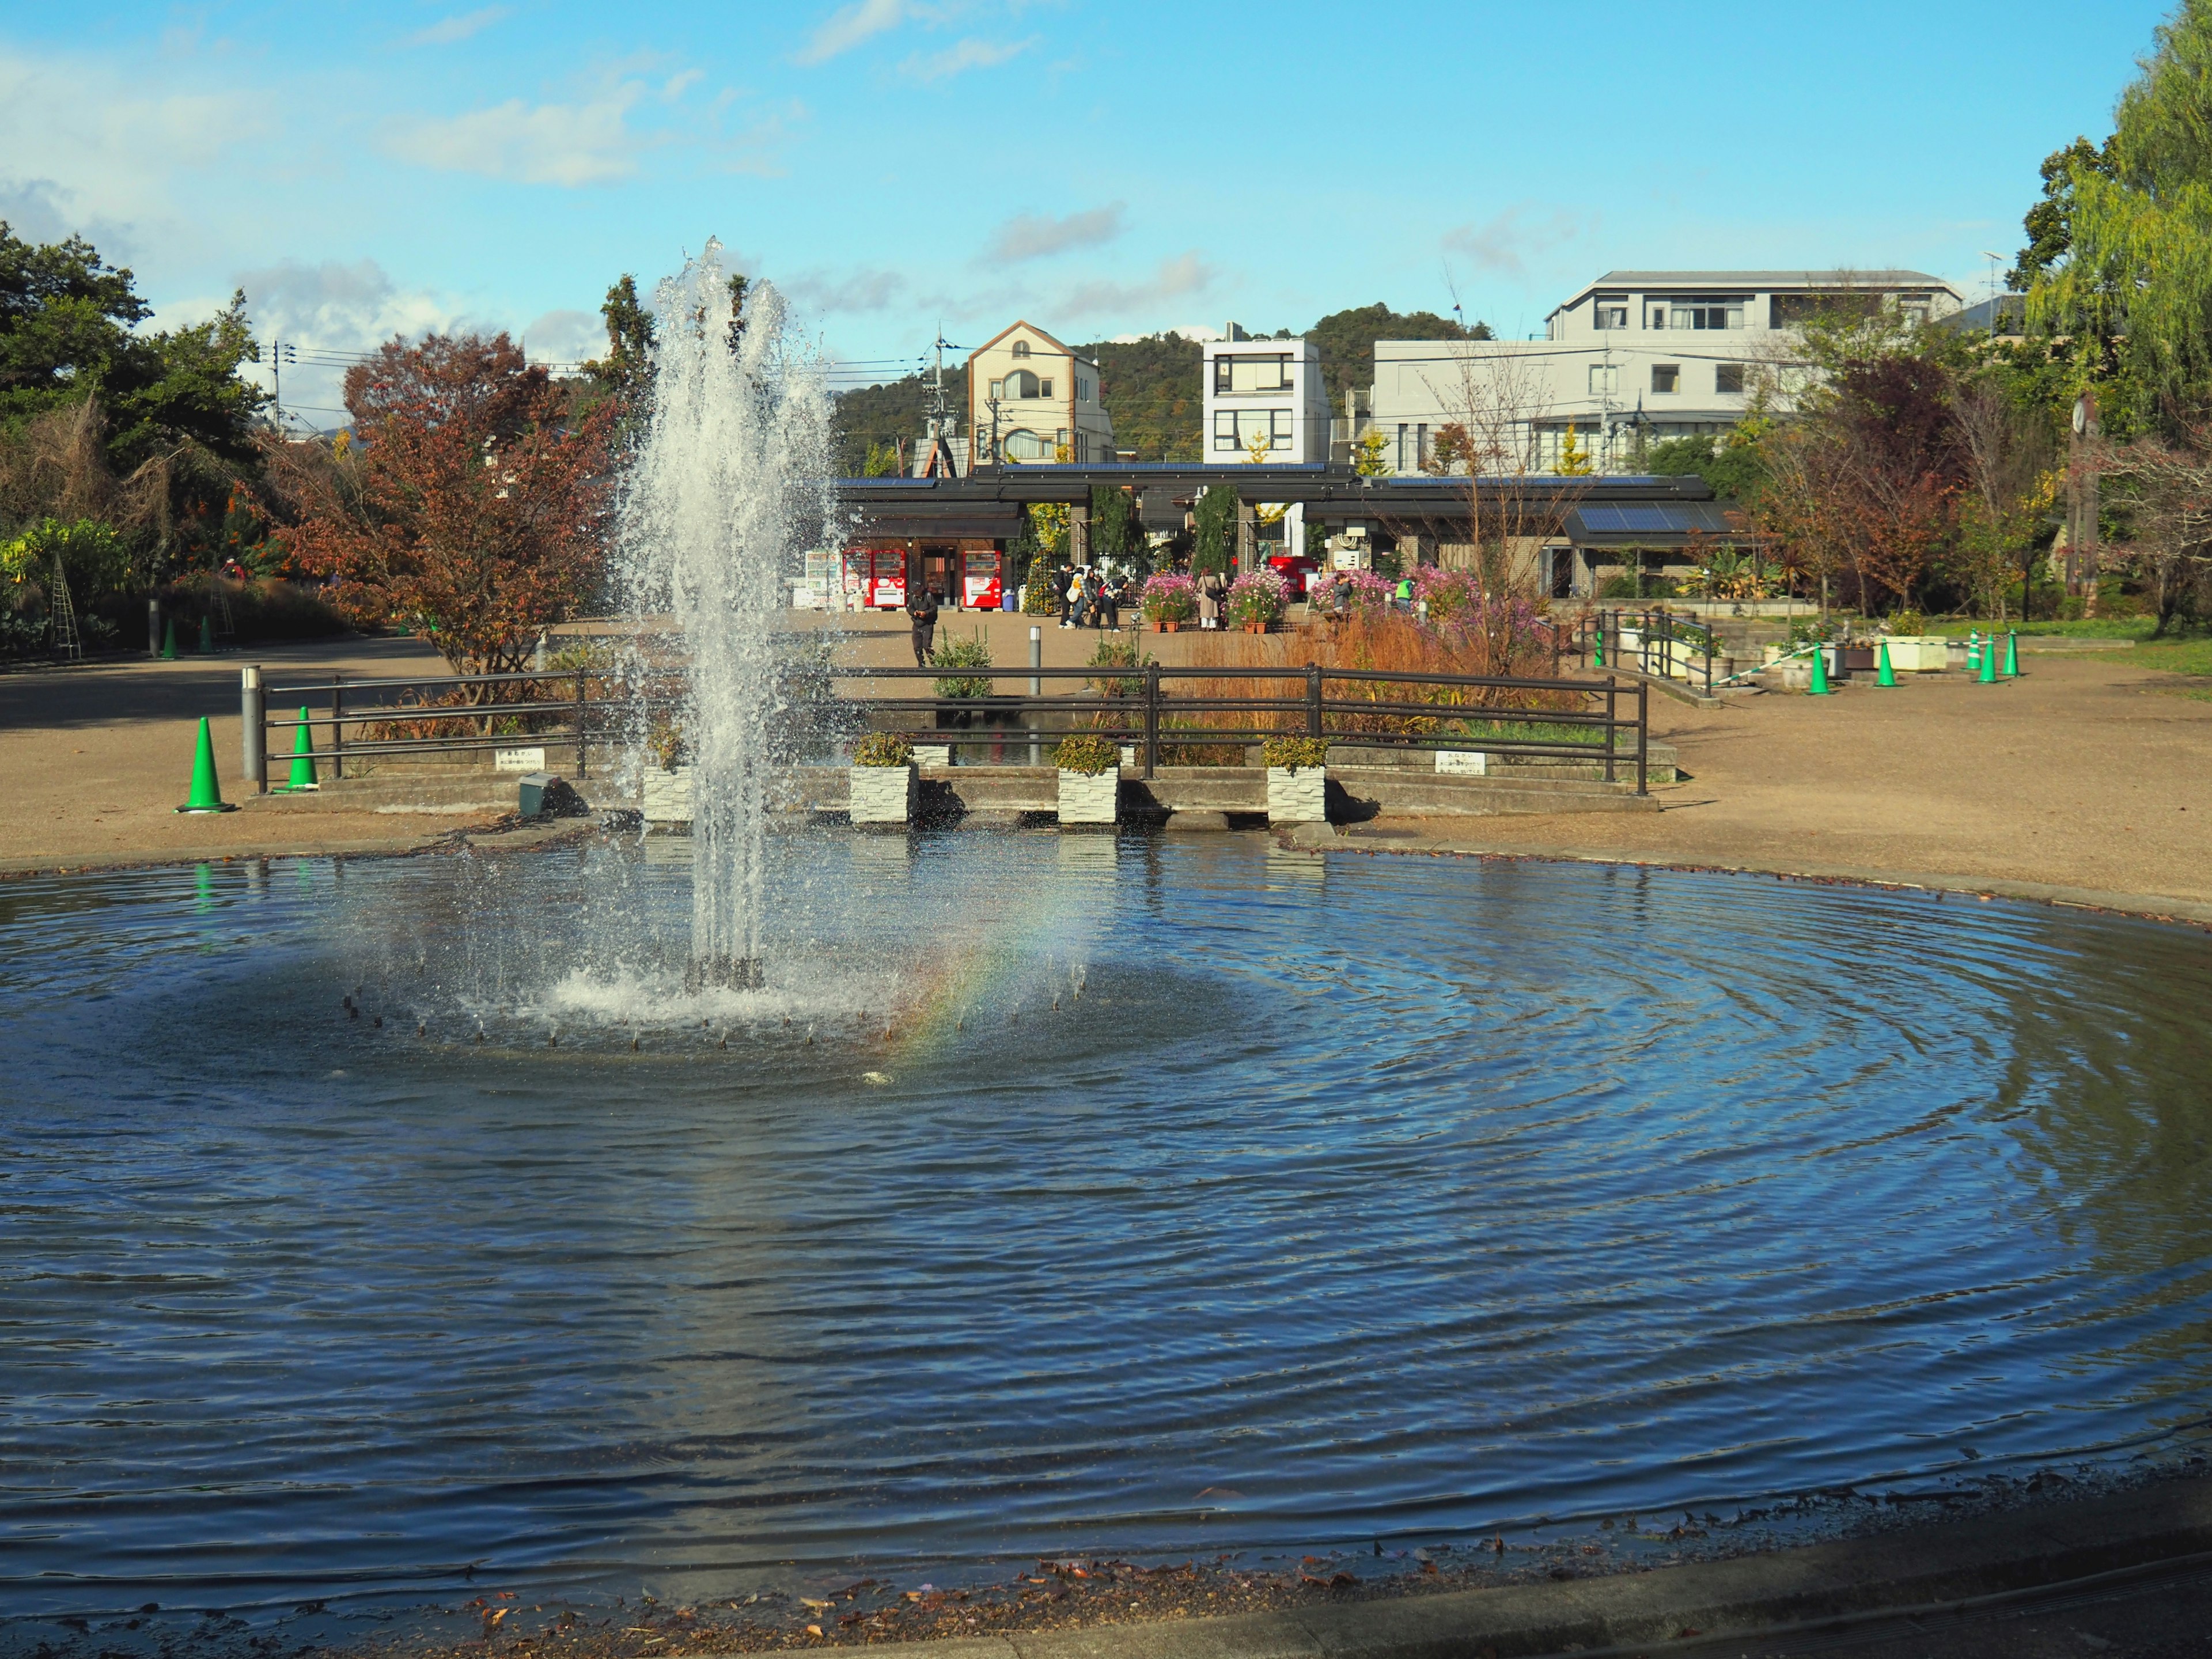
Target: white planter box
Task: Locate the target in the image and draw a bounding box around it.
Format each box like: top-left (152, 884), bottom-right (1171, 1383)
top-left (849, 763), bottom-right (915, 825)
top-left (643, 764), bottom-right (694, 824)
top-left (1267, 765), bottom-right (1327, 824)
top-left (1879, 636), bottom-right (1948, 672)
top-left (1435, 749), bottom-right (1488, 776)
top-left (912, 744), bottom-right (952, 768)
top-left (1057, 768), bottom-right (1119, 825)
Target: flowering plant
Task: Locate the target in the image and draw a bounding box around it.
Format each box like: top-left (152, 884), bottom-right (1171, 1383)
top-left (853, 732), bottom-right (914, 767)
top-left (1139, 573), bottom-right (1197, 623)
top-left (1411, 565), bottom-right (1484, 622)
top-left (1052, 733), bottom-right (1119, 775)
top-left (1306, 569), bottom-right (1395, 615)
top-left (1226, 567), bottom-right (1286, 627)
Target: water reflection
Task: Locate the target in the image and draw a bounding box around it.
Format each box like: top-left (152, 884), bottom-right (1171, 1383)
top-left (0, 844), bottom-right (2207, 1620)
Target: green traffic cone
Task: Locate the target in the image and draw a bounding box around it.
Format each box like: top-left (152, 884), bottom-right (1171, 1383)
top-left (1593, 627), bottom-right (1605, 668)
top-left (175, 716), bottom-right (238, 814)
top-left (198, 615), bottom-right (214, 654)
top-left (1877, 638), bottom-right (1897, 687)
top-left (1808, 643), bottom-right (1832, 696)
top-left (160, 617), bottom-right (178, 661)
top-left (2002, 631), bottom-right (2020, 678)
top-left (1965, 630), bottom-right (1980, 673)
top-left (1978, 633), bottom-right (1996, 684)
top-left (278, 706), bottom-right (319, 792)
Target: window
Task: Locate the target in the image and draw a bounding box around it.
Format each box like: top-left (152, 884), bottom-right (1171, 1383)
top-left (1039, 378), bottom-right (1054, 399)
top-left (1212, 408), bottom-right (1293, 452)
top-left (1003, 428), bottom-right (1048, 459)
top-left (1594, 303), bottom-right (1628, 330)
top-left (1011, 340), bottom-right (1031, 358)
top-left (988, 378), bottom-right (1003, 399)
top-left (1652, 364), bottom-right (1680, 394)
top-left (1653, 296), bottom-right (1745, 331)
top-left (1716, 363), bottom-right (1745, 395)
top-left (1215, 354), bottom-right (1293, 393)
top-left (1003, 369), bottom-right (1040, 399)
top-left (1589, 364), bottom-right (1620, 396)
top-left (1074, 377), bottom-right (1089, 402)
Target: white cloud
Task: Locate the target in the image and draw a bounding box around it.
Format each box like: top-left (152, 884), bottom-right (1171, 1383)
top-left (0, 44), bottom-right (273, 259)
top-left (0, 177), bottom-right (137, 255)
top-left (786, 268), bottom-right (904, 313)
top-left (796, 0), bottom-right (911, 64)
top-left (404, 7), bottom-right (511, 47)
top-left (385, 93), bottom-right (648, 185)
top-left (236, 256), bottom-right (456, 347)
top-left (1063, 252), bottom-right (1214, 319)
top-left (1442, 205), bottom-right (1592, 278)
top-left (524, 308), bottom-right (604, 365)
top-left (986, 202), bottom-right (1122, 262)
top-left (900, 36), bottom-right (1031, 81)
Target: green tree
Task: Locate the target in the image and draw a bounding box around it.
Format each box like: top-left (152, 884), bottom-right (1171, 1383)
top-left (2028, 2), bottom-right (2212, 426)
top-left (583, 274), bottom-right (656, 412)
top-left (1191, 483), bottom-right (1236, 575)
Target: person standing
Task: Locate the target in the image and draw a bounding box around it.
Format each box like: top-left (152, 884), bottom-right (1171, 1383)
top-left (1100, 571), bottom-right (1122, 632)
top-left (1066, 566), bottom-right (1088, 630)
top-left (908, 582), bottom-right (940, 667)
top-left (1055, 563), bottom-right (1074, 628)
top-left (1198, 567), bottom-right (1226, 630)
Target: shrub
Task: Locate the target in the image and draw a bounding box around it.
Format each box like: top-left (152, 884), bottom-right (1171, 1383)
top-left (930, 631), bottom-right (993, 698)
top-left (1412, 565), bottom-right (1483, 620)
top-left (1087, 634), bottom-right (1153, 699)
top-left (1140, 572), bottom-right (1197, 623)
top-left (1887, 609), bottom-right (1927, 635)
top-left (1262, 736), bottom-right (1328, 771)
top-left (1226, 567), bottom-right (1286, 627)
top-left (1052, 733), bottom-right (1119, 775)
top-left (853, 732), bottom-right (914, 767)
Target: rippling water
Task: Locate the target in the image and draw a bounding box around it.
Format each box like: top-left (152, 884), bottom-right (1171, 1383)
top-left (4, 835), bottom-right (2210, 1618)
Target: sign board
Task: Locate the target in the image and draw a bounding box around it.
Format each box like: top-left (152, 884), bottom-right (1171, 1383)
top-left (1434, 750), bottom-right (1488, 775)
top-left (495, 747), bottom-right (548, 772)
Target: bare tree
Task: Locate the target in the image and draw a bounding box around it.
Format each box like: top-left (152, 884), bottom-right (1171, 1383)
top-left (2101, 427), bottom-right (2212, 630)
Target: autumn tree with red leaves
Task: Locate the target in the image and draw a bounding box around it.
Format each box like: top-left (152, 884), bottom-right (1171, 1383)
top-left (270, 334), bottom-right (613, 686)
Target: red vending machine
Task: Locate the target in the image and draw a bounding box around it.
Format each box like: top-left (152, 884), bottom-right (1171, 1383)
top-left (961, 550), bottom-right (1002, 611)
top-left (843, 548), bottom-right (907, 609)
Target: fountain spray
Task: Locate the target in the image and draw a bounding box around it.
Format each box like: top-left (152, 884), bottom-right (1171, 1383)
top-left (620, 242), bottom-right (834, 991)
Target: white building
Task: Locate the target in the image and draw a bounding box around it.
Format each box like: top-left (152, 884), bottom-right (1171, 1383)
top-left (966, 321), bottom-right (1116, 467)
top-left (1202, 327), bottom-right (1332, 464)
top-left (1365, 270), bottom-right (1965, 475)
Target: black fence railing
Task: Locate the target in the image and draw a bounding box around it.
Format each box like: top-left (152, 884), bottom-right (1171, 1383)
top-left (242, 657), bottom-right (1651, 798)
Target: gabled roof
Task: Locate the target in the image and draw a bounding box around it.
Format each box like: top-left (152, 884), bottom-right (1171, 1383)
top-left (1550, 270), bottom-right (1960, 319)
top-left (967, 319), bottom-right (1097, 368)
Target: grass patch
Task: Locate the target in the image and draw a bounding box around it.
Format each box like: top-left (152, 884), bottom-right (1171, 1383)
top-left (1926, 617), bottom-right (2165, 639)
top-left (2133, 637), bottom-right (2212, 693)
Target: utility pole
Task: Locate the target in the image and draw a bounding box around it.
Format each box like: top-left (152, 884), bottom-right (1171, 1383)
top-left (2068, 388), bottom-right (2102, 607)
top-left (261, 340), bottom-right (297, 430)
top-left (922, 328), bottom-right (965, 476)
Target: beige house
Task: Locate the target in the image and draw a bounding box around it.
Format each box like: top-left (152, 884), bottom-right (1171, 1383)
top-left (966, 321), bottom-right (1116, 467)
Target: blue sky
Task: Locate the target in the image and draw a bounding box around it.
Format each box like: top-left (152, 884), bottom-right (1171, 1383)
top-left (0, 0), bottom-right (2174, 421)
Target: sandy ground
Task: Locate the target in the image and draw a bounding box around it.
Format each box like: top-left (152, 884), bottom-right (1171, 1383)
top-left (1350, 650), bottom-right (2212, 917)
top-left (4, 627), bottom-right (2208, 916)
top-left (0, 634), bottom-right (469, 873)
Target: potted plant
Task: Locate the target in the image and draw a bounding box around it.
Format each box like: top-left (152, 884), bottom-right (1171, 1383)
top-left (849, 731), bottom-right (915, 826)
top-left (1262, 734), bottom-right (1327, 824)
top-left (1141, 573), bottom-right (1197, 632)
top-left (1227, 567), bottom-right (1286, 633)
top-left (642, 719), bottom-right (692, 826)
top-left (1052, 732), bottom-right (1119, 826)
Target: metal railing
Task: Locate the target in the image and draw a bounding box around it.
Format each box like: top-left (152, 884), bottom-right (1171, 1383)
top-left (1570, 608), bottom-right (1725, 696)
top-left (237, 658), bottom-right (1651, 798)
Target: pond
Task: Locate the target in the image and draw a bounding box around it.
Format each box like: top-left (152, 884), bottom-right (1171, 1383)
top-left (3, 836), bottom-right (2209, 1619)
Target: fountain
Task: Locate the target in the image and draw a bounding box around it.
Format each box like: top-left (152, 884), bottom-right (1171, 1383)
top-left (616, 242), bottom-right (834, 992)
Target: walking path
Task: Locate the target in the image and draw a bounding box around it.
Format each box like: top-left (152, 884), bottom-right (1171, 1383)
top-left (1342, 652), bottom-right (2212, 923)
top-left (5, 630), bottom-right (2209, 924)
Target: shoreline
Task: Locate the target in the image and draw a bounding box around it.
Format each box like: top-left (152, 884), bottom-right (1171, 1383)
top-left (10, 820), bottom-right (2212, 938)
top-left (8, 1464), bottom-right (2209, 1659)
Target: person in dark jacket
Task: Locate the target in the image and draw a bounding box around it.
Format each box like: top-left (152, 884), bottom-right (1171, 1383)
top-left (908, 584), bottom-right (940, 666)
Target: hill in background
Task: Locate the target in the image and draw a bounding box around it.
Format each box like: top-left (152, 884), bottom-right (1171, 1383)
top-left (830, 304), bottom-right (1487, 472)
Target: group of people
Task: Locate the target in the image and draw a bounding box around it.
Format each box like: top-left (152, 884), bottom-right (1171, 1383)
top-left (1050, 565), bottom-right (1128, 631)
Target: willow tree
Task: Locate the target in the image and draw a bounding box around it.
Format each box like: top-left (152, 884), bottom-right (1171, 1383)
top-left (2031, 1), bottom-right (2212, 425)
